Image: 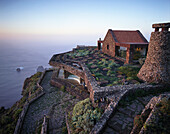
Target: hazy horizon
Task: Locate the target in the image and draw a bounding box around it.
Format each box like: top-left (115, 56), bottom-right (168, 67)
top-left (0, 0), bottom-right (170, 45)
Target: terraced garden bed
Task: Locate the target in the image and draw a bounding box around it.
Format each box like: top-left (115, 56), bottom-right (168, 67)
top-left (65, 47), bottom-right (142, 87)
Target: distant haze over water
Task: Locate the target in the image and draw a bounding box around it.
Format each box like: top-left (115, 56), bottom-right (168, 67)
top-left (0, 39), bottom-right (75, 108)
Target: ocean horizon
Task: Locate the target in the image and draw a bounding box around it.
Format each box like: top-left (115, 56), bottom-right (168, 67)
top-left (0, 39), bottom-right (75, 108)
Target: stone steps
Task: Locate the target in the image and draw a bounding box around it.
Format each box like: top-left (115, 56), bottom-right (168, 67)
top-left (103, 95), bottom-right (154, 134)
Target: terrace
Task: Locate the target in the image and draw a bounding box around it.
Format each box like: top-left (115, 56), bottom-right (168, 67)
top-left (50, 46), bottom-right (142, 88)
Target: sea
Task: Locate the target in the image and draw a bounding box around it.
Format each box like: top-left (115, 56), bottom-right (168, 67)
top-left (0, 39), bottom-right (75, 108)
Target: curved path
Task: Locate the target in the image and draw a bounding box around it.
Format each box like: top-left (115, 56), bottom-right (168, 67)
top-left (21, 71), bottom-right (80, 134)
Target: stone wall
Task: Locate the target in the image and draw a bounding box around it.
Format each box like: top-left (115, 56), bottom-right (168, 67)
top-left (138, 22), bottom-right (170, 84)
top-left (49, 59), bottom-right (98, 101)
top-left (90, 84), bottom-right (168, 134)
top-left (41, 115), bottom-right (48, 134)
top-left (50, 61), bottom-right (85, 80)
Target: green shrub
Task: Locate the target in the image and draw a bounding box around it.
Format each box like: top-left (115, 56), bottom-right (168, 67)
top-left (112, 80), bottom-right (119, 85)
top-left (60, 85), bottom-right (66, 92)
top-left (133, 51), bottom-right (142, 60)
top-left (94, 73), bottom-right (103, 77)
top-left (134, 115), bottom-right (143, 128)
top-left (62, 126), bottom-right (67, 134)
top-left (108, 61), bottom-right (119, 68)
top-left (0, 115), bottom-right (12, 125)
top-left (107, 70), bottom-right (116, 76)
top-left (71, 98), bottom-right (102, 134)
top-left (13, 109), bottom-right (22, 119)
top-left (126, 77), bottom-right (134, 80)
top-left (117, 65), bottom-right (140, 80)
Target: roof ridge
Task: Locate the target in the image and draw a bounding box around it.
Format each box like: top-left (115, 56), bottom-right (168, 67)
top-left (109, 29), bottom-right (118, 42)
top-left (136, 30), bottom-right (148, 43)
top-left (112, 30), bottom-right (139, 32)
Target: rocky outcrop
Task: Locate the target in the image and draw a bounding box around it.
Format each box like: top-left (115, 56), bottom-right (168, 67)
top-left (37, 66), bottom-right (45, 72)
top-left (137, 22), bottom-right (170, 84)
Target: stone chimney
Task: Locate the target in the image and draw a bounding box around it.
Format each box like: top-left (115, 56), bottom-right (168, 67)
top-left (137, 22), bottom-right (170, 84)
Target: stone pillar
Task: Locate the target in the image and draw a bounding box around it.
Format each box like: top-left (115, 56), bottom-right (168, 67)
top-left (64, 70), bottom-right (69, 79)
top-left (98, 42), bottom-right (101, 50)
top-left (137, 22), bottom-right (170, 84)
top-left (97, 38), bottom-right (103, 50)
top-left (51, 69), bottom-right (60, 79)
top-left (80, 78), bottom-right (83, 84)
top-left (125, 46), bottom-right (133, 64)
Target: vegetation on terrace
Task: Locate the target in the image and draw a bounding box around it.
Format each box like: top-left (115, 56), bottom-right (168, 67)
top-left (0, 72), bottom-right (42, 134)
top-left (64, 47), bottom-right (142, 86)
top-left (68, 98), bottom-right (103, 134)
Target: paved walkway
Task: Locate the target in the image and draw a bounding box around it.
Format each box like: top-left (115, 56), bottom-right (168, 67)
top-left (103, 94), bottom-right (165, 134)
top-left (21, 71), bottom-right (80, 134)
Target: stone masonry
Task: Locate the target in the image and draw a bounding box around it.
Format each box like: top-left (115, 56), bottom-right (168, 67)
top-left (138, 22), bottom-right (170, 84)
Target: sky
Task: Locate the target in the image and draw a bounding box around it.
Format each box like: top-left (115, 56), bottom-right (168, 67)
top-left (0, 0), bottom-right (170, 45)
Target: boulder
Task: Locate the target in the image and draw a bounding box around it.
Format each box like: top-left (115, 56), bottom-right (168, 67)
top-left (37, 66), bottom-right (45, 72)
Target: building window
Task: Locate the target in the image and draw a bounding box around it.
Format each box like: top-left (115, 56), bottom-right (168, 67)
top-left (107, 44), bottom-right (109, 50)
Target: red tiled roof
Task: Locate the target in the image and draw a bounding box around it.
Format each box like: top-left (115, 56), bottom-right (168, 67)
top-left (109, 30), bottom-right (148, 44)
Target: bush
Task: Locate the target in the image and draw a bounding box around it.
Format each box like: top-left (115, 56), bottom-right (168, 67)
top-left (117, 65), bottom-right (140, 80)
top-left (0, 115), bottom-right (12, 125)
top-left (13, 109), bottom-right (22, 119)
top-left (133, 51), bottom-right (142, 60)
top-left (62, 126), bottom-right (67, 134)
top-left (71, 98), bottom-right (102, 134)
top-left (108, 61), bottom-right (119, 68)
top-left (134, 115), bottom-right (143, 128)
top-left (60, 85), bottom-right (66, 92)
top-left (107, 70), bottom-right (116, 76)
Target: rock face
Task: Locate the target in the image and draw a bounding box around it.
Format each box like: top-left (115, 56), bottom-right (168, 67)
top-left (137, 22), bottom-right (170, 84)
top-left (37, 66), bottom-right (45, 72)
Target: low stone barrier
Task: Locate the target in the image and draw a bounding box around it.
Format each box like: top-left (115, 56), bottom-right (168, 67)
top-left (41, 115), bottom-right (48, 134)
top-left (65, 114), bottom-right (71, 134)
top-left (14, 69), bottom-right (52, 134)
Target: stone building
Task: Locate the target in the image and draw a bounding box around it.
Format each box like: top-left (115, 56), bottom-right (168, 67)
top-left (137, 22), bottom-right (170, 84)
top-left (98, 30), bottom-right (148, 64)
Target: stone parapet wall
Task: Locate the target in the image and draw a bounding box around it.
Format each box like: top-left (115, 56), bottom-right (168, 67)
top-left (90, 84), bottom-right (168, 134)
top-left (41, 115), bottom-right (48, 134)
top-left (14, 70), bottom-right (52, 134)
top-left (93, 84), bottom-right (164, 101)
top-left (50, 61), bottom-right (85, 80)
top-left (49, 59), bottom-right (98, 101)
